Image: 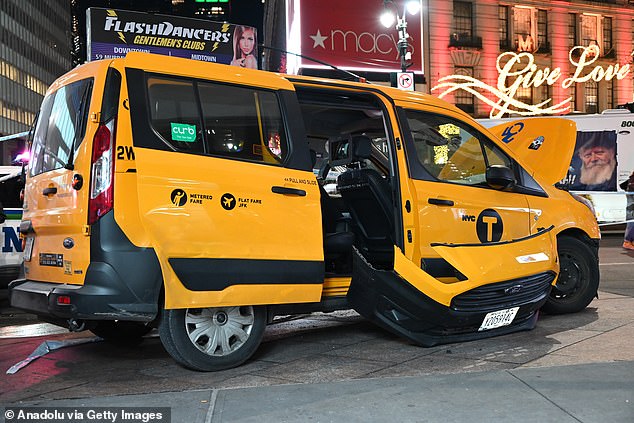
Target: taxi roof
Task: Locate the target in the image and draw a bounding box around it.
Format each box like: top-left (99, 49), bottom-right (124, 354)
top-left (282, 72), bottom-right (465, 114)
top-left (56, 53), bottom-right (466, 118)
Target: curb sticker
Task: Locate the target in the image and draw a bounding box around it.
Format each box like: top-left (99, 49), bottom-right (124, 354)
top-left (171, 123), bottom-right (197, 142)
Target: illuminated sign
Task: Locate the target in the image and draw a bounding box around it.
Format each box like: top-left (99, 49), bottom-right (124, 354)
top-left (86, 8), bottom-right (257, 69)
top-left (286, 0), bottom-right (424, 74)
top-left (517, 35), bottom-right (534, 52)
top-left (432, 45), bottom-right (631, 118)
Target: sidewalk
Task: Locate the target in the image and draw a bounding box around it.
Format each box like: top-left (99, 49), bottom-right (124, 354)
top-left (4, 361), bottom-right (633, 422)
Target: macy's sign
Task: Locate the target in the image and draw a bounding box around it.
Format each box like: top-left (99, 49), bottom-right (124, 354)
top-left (310, 28), bottom-right (416, 61)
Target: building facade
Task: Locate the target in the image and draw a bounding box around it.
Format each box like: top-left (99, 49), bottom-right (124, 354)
top-left (271, 0), bottom-right (634, 118)
top-left (0, 0), bottom-right (71, 162)
top-left (426, 0), bottom-right (634, 118)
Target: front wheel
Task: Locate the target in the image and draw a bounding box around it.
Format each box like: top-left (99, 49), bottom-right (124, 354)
top-left (159, 305), bottom-right (266, 371)
top-left (542, 235), bottom-right (599, 314)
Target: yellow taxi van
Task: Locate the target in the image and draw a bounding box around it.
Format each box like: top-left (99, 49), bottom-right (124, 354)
top-left (9, 53), bottom-right (599, 371)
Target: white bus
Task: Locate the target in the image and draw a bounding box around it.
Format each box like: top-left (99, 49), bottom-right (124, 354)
top-left (0, 166), bottom-right (24, 295)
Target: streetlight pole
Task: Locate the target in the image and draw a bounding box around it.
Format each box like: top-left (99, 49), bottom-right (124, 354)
top-left (395, 8), bottom-right (409, 72)
top-left (380, 0), bottom-right (420, 73)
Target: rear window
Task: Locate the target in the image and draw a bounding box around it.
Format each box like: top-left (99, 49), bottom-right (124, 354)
top-left (147, 76), bottom-right (288, 165)
top-left (29, 78), bottom-right (93, 176)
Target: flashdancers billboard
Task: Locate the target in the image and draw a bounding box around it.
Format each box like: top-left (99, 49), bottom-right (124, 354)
top-left (86, 8), bottom-right (258, 69)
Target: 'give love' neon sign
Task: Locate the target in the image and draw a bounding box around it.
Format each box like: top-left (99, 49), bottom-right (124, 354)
top-left (432, 45), bottom-right (631, 118)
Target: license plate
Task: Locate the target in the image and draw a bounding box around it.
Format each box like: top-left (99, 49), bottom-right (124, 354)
top-left (23, 237), bottom-right (34, 262)
top-left (478, 307), bottom-right (519, 331)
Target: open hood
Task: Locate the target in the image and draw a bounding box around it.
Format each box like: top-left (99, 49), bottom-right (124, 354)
top-left (487, 118), bottom-right (577, 185)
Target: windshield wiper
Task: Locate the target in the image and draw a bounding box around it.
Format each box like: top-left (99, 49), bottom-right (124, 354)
top-left (65, 83), bottom-right (91, 170)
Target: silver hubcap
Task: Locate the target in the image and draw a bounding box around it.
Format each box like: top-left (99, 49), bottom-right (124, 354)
top-left (185, 306), bottom-right (255, 356)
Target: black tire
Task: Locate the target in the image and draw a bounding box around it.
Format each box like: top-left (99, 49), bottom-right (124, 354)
top-left (90, 321), bottom-right (153, 344)
top-left (159, 305), bottom-right (266, 371)
top-left (542, 235), bottom-right (599, 314)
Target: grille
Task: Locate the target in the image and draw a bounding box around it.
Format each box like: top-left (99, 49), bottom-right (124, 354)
top-left (451, 272), bottom-right (555, 312)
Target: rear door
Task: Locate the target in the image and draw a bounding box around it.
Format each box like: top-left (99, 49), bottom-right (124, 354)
top-left (123, 55), bottom-right (324, 309)
top-left (22, 62), bottom-right (106, 284)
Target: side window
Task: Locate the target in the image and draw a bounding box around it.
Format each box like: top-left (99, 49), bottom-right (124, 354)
top-left (483, 142), bottom-right (511, 167)
top-left (198, 82), bottom-right (288, 164)
top-left (146, 75), bottom-right (288, 165)
top-left (147, 77), bottom-right (204, 153)
top-left (404, 110), bottom-right (512, 186)
top-left (258, 91), bottom-right (288, 163)
top-left (30, 78), bottom-right (93, 176)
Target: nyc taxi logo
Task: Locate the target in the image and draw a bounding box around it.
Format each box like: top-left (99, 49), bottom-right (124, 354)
top-left (462, 209), bottom-right (504, 243)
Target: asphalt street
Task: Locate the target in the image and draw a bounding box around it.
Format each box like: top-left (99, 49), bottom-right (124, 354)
top-left (0, 234), bottom-right (632, 422)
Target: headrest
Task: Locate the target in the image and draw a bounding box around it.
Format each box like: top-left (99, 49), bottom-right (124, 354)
top-left (351, 135), bottom-right (372, 160)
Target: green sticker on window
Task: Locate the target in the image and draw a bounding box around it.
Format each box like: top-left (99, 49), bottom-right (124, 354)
top-left (171, 123), bottom-right (197, 142)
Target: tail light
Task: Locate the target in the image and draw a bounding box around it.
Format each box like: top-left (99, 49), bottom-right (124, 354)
top-left (88, 119), bottom-right (116, 225)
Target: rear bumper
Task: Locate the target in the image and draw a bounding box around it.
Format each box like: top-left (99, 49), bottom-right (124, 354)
top-left (347, 251), bottom-right (554, 347)
top-left (9, 211), bottom-right (162, 325)
top-left (9, 274), bottom-right (157, 324)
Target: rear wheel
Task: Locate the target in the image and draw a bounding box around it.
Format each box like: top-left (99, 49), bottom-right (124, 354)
top-left (159, 305), bottom-right (266, 371)
top-left (90, 321), bottom-right (153, 344)
top-left (543, 236), bottom-right (599, 314)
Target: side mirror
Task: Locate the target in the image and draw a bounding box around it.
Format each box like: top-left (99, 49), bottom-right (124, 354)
top-left (486, 165), bottom-right (514, 190)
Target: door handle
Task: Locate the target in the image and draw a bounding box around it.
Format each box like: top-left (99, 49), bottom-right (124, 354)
top-left (42, 187), bottom-right (58, 196)
top-left (428, 198), bottom-right (454, 206)
top-left (271, 186), bottom-right (306, 196)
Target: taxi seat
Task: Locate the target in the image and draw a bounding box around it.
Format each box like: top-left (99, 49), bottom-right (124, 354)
top-left (310, 149), bottom-right (355, 265)
top-left (336, 135), bottom-right (394, 266)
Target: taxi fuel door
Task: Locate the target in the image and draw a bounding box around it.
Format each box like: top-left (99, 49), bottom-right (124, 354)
top-left (485, 118), bottom-right (577, 185)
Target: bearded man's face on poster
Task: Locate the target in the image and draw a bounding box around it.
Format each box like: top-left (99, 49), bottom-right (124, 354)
top-left (579, 145), bottom-right (616, 186)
